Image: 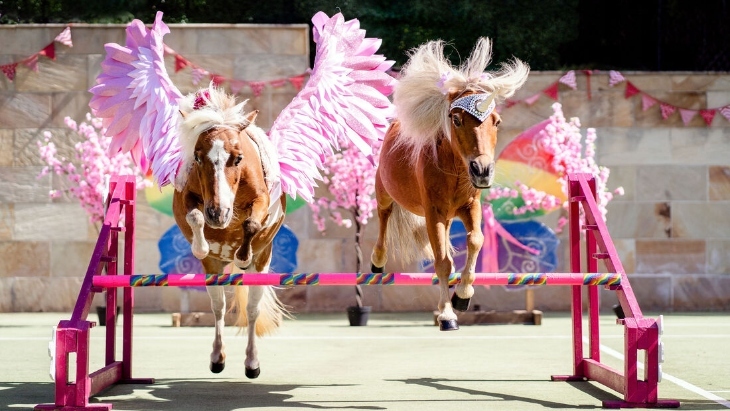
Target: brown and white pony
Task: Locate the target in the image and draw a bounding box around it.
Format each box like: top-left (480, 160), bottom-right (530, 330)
top-left (370, 38), bottom-right (529, 330)
top-left (172, 86), bottom-right (288, 378)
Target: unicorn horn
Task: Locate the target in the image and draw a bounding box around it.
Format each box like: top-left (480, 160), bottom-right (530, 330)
top-left (477, 92), bottom-right (497, 113)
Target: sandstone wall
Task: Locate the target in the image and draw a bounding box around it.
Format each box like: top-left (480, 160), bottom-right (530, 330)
top-left (1, 24), bottom-right (728, 314)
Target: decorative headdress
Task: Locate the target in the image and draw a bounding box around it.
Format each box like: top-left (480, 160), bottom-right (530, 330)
top-left (449, 92), bottom-right (497, 123)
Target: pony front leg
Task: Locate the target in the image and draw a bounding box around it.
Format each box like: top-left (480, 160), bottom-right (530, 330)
top-left (186, 208), bottom-right (209, 259)
top-left (370, 179), bottom-right (393, 272)
top-left (206, 285), bottom-right (227, 373)
top-left (427, 212), bottom-right (458, 331)
top-left (243, 285), bottom-right (264, 378)
top-left (453, 201), bottom-right (484, 311)
top-left (235, 199), bottom-right (267, 269)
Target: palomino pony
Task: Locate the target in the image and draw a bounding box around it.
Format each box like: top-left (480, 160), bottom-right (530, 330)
top-left (172, 86), bottom-right (288, 378)
top-left (370, 38), bottom-right (529, 331)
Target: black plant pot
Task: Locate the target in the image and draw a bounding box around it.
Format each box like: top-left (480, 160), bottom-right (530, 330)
top-left (96, 305), bottom-right (120, 326)
top-left (347, 306), bottom-right (371, 326)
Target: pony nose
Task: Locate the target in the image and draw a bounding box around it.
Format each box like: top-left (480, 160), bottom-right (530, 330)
top-left (205, 207), bottom-right (221, 223)
top-left (469, 160), bottom-right (493, 179)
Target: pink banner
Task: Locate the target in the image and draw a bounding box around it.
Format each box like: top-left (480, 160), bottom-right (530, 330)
top-left (660, 103), bottom-right (676, 120)
top-left (679, 108), bottom-right (696, 126)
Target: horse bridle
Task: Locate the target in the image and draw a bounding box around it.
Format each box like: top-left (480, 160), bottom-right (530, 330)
top-left (449, 92), bottom-right (496, 123)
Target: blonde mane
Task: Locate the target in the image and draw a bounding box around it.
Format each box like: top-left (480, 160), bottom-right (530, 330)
top-left (394, 38), bottom-right (530, 159)
top-left (174, 84), bottom-right (250, 190)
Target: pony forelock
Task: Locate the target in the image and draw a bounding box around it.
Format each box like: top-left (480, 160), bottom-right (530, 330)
top-left (174, 84), bottom-right (250, 189)
top-left (393, 38), bottom-right (529, 160)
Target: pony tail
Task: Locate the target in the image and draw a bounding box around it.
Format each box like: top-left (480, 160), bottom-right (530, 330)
top-left (386, 204), bottom-right (435, 263)
top-left (232, 285), bottom-right (290, 337)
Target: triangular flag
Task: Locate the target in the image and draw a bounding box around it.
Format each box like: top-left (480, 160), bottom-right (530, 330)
top-left (210, 74), bottom-right (226, 86)
top-left (700, 109), bottom-right (716, 126)
top-left (719, 106), bottom-right (730, 122)
top-left (191, 68), bottom-right (208, 86)
top-left (269, 79), bottom-right (287, 88)
top-left (625, 81), bottom-right (640, 98)
top-left (38, 43), bottom-right (55, 60)
top-left (505, 99), bottom-right (518, 108)
top-left (660, 103), bottom-right (676, 120)
top-left (288, 75), bottom-right (305, 91)
top-left (609, 70), bottom-right (625, 87)
top-left (230, 80), bottom-right (247, 94)
top-left (249, 81), bottom-right (266, 97)
top-left (54, 27), bottom-right (73, 47)
top-left (641, 94), bottom-right (657, 111)
top-left (22, 54), bottom-right (39, 72)
top-left (524, 93), bottom-right (541, 105)
top-left (1, 63), bottom-right (17, 81)
top-left (542, 82), bottom-right (559, 100)
top-left (174, 54), bottom-right (188, 72)
top-left (679, 108), bottom-right (697, 126)
top-left (558, 71), bottom-right (577, 89)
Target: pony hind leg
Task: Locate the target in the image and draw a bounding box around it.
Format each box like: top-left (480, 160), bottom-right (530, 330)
top-left (452, 203), bottom-right (484, 312)
top-left (426, 213), bottom-right (459, 331)
top-left (370, 176), bottom-right (393, 272)
top-left (242, 248), bottom-right (274, 379)
top-left (202, 258), bottom-right (227, 373)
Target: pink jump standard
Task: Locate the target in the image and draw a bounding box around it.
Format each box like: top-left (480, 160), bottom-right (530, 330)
top-left (36, 173), bottom-right (678, 410)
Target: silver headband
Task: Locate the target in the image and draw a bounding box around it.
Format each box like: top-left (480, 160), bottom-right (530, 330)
top-left (449, 93), bottom-right (496, 123)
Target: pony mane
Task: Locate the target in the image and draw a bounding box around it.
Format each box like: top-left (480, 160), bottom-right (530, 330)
top-left (394, 38), bottom-right (530, 159)
top-left (174, 84), bottom-right (250, 189)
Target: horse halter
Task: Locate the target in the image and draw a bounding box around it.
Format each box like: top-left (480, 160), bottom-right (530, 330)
top-left (449, 92), bottom-right (496, 123)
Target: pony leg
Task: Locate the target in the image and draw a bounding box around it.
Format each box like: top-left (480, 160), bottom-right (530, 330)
top-left (426, 213), bottom-right (458, 331)
top-left (206, 285), bottom-right (227, 373)
top-left (234, 198), bottom-right (267, 269)
top-left (186, 208), bottom-right (209, 259)
top-left (370, 173), bottom-right (392, 272)
top-left (242, 251), bottom-right (272, 379)
top-left (453, 202), bottom-right (484, 311)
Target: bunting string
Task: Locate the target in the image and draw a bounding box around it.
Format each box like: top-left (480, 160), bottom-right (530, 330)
top-left (504, 69), bottom-right (730, 127)
top-left (1, 26), bottom-right (73, 82)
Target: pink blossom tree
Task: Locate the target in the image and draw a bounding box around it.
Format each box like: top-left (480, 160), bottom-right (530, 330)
top-left (38, 114), bottom-right (149, 228)
top-left (309, 138), bottom-right (380, 308)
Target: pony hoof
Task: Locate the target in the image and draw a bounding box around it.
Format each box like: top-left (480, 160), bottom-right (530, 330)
top-left (245, 367), bottom-right (260, 379)
top-left (370, 263), bottom-right (384, 273)
top-left (439, 319), bottom-right (459, 331)
top-left (210, 361), bottom-right (225, 374)
top-left (451, 293), bottom-right (471, 312)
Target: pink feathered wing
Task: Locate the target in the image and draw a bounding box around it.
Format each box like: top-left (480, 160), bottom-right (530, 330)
top-left (88, 11), bottom-right (395, 202)
top-left (269, 12), bottom-right (396, 202)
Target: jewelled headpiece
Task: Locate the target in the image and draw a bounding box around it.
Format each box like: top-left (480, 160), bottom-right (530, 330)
top-left (449, 92), bottom-right (496, 122)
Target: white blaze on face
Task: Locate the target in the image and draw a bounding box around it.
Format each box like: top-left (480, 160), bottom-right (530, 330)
top-left (207, 139), bottom-right (234, 210)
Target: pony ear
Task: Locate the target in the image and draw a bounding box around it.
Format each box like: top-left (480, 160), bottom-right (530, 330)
top-left (179, 110), bottom-right (187, 119)
top-left (244, 110), bottom-right (259, 124)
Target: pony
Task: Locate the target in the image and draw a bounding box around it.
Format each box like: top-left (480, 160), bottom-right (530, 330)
top-left (370, 38), bottom-right (529, 331)
top-left (172, 87), bottom-right (288, 378)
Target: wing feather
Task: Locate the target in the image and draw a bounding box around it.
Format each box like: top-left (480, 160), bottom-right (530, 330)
top-left (268, 12), bottom-right (396, 202)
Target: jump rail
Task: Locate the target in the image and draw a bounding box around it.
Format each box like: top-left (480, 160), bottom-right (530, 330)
top-left (35, 173), bottom-right (679, 410)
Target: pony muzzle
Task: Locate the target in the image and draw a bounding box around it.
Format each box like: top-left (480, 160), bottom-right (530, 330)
top-left (204, 205), bottom-right (232, 228)
top-left (467, 159), bottom-right (494, 188)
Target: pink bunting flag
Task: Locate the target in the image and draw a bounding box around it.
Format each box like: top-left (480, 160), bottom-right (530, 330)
top-left (524, 93), bottom-right (541, 106)
top-left (191, 68), bottom-right (208, 85)
top-left (249, 81), bottom-right (266, 97)
top-left (269, 79), bottom-right (287, 88)
top-left (22, 54), bottom-right (39, 72)
top-left (641, 94), bottom-right (657, 111)
top-left (625, 81), bottom-right (640, 98)
top-left (38, 43), bottom-right (55, 60)
top-left (174, 54), bottom-right (188, 72)
top-left (210, 74), bottom-right (226, 87)
top-left (608, 70), bottom-right (625, 87)
top-left (720, 106), bottom-right (730, 122)
top-left (700, 109), bottom-right (716, 126)
top-left (679, 108), bottom-right (697, 126)
top-left (54, 27), bottom-right (73, 47)
top-left (660, 103), bottom-right (676, 120)
top-left (542, 82), bottom-right (559, 101)
top-left (558, 70), bottom-right (577, 90)
top-left (288, 75), bottom-right (305, 91)
top-left (505, 99), bottom-right (518, 108)
top-left (1, 63), bottom-right (17, 81)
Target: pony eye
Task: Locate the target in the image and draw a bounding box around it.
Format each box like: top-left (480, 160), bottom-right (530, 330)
top-left (495, 118), bottom-right (502, 127)
top-left (234, 154), bottom-right (243, 166)
top-left (194, 152), bottom-right (202, 164)
top-left (452, 113), bottom-right (462, 127)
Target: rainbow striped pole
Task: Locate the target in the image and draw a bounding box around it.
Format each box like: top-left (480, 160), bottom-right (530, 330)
top-left (92, 272), bottom-right (622, 288)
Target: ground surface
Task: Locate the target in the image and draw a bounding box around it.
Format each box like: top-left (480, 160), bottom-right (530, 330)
top-left (1, 311), bottom-right (729, 410)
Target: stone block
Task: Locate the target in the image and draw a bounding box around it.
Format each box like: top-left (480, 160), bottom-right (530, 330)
top-left (0, 26), bottom-right (62, 54)
top-left (15, 127), bottom-right (82, 167)
top-left (0, 93), bottom-right (51, 129)
top-left (595, 128), bottom-right (672, 166)
top-left (707, 90), bottom-right (730, 108)
top-left (51, 92), bottom-right (94, 127)
top-left (0, 203), bottom-right (12, 241)
top-left (13, 203), bottom-right (90, 241)
top-left (15, 55), bottom-right (89, 92)
top-left (381, 285), bottom-right (439, 312)
top-left (233, 54), bottom-right (309, 83)
top-left (672, 274), bottom-right (730, 310)
top-left (636, 165), bottom-right (706, 201)
top-left (134, 197), bottom-right (178, 241)
top-left (0, 278), bottom-right (12, 311)
top-left (624, 274), bottom-right (673, 311)
top-left (709, 166), bottom-right (730, 200)
top-left (0, 131), bottom-right (12, 167)
top-left (672, 202), bottom-right (730, 239)
top-left (0, 166), bottom-right (52, 203)
top-left (301, 285), bottom-right (382, 313)
top-left (0, 241), bottom-right (50, 277)
top-left (635, 239), bottom-right (706, 274)
top-left (296, 238), bottom-right (344, 272)
top-left (8, 276), bottom-right (83, 312)
top-left (671, 127), bottom-right (730, 165)
top-left (605, 202), bottom-right (671, 239)
top-left (50, 241), bottom-right (96, 277)
top-left (624, 74), bottom-right (673, 93)
top-left (63, 26), bottom-right (126, 55)
top-left (706, 240), bottom-right (730, 275)
top-left (670, 74), bottom-right (721, 92)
